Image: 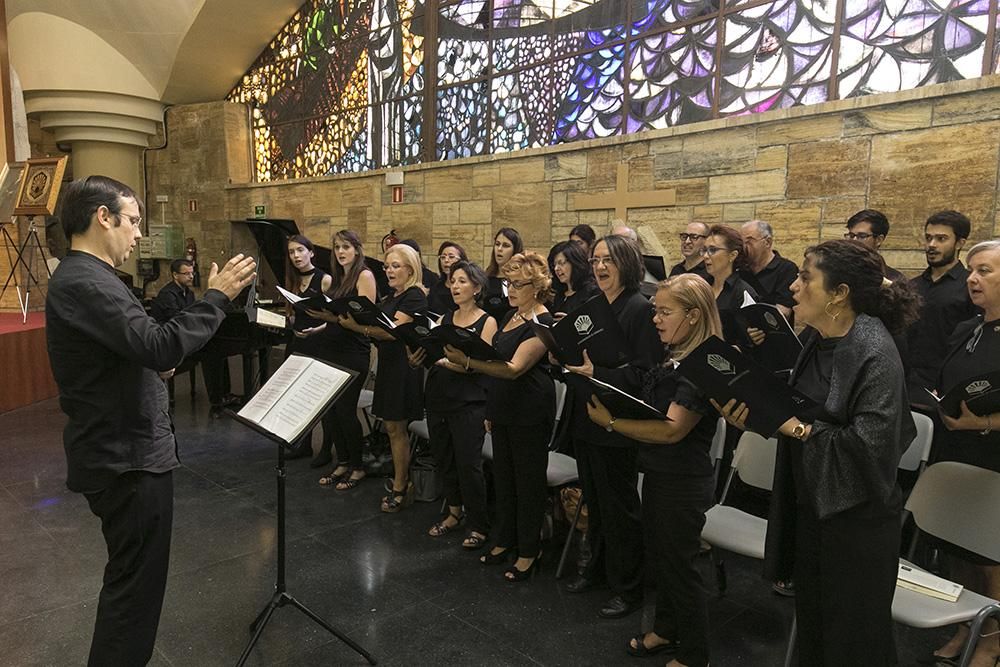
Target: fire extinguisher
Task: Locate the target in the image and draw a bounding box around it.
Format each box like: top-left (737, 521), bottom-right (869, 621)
top-left (381, 229), bottom-right (399, 254)
top-left (185, 238), bottom-right (200, 288)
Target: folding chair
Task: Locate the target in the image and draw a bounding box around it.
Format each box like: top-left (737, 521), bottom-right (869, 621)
top-left (900, 411), bottom-right (934, 558)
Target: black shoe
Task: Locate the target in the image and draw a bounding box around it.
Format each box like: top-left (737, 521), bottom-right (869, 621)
top-left (565, 575), bottom-right (604, 594)
top-left (598, 595), bottom-right (643, 619)
top-left (221, 394), bottom-right (243, 407)
top-left (309, 451), bottom-right (333, 469)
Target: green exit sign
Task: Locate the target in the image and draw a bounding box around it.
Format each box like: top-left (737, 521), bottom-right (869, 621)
top-left (254, 205), bottom-right (266, 218)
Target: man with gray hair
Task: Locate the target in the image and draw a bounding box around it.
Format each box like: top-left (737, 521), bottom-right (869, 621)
top-left (740, 219), bottom-right (798, 318)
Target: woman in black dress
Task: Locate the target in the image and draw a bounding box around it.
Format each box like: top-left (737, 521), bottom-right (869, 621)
top-left (339, 243), bottom-right (427, 512)
top-left (283, 235), bottom-right (333, 461)
top-left (587, 273), bottom-right (722, 667)
top-left (306, 230), bottom-right (377, 490)
top-left (444, 252), bottom-right (554, 582)
top-left (559, 235), bottom-right (662, 618)
top-left (717, 240), bottom-right (920, 666)
top-left (427, 242), bottom-right (467, 316)
top-left (569, 223), bottom-right (597, 255)
top-left (483, 227), bottom-right (523, 320)
top-left (408, 261), bottom-right (497, 549)
top-left (548, 239), bottom-right (599, 318)
top-left (926, 239), bottom-right (1000, 666)
top-left (703, 224), bottom-right (758, 348)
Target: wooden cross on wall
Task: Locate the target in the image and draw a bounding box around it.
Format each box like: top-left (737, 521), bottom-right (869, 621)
top-left (574, 163), bottom-right (676, 220)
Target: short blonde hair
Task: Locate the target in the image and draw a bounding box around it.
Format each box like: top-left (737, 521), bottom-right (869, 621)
top-left (503, 252), bottom-right (553, 304)
top-left (658, 273), bottom-right (722, 361)
top-left (385, 244), bottom-right (422, 291)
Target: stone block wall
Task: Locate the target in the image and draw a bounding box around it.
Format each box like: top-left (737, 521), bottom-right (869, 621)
top-left (145, 77), bottom-right (1000, 295)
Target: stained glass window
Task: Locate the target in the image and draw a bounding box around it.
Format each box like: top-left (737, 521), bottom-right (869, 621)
top-left (230, 0), bottom-right (1000, 181)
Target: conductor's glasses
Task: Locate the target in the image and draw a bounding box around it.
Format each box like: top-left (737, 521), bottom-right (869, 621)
top-left (116, 212), bottom-right (142, 228)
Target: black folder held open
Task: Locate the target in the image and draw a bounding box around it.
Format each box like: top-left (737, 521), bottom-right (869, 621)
top-left (530, 294), bottom-right (631, 368)
top-left (676, 335), bottom-right (816, 437)
top-left (926, 370), bottom-right (1000, 418)
top-left (586, 376), bottom-right (669, 421)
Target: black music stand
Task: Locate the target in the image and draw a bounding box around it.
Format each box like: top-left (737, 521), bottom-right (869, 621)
top-left (228, 362), bottom-right (376, 666)
top-left (0, 216), bottom-right (51, 323)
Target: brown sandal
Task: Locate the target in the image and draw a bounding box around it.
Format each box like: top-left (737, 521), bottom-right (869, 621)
top-left (462, 531), bottom-right (488, 549)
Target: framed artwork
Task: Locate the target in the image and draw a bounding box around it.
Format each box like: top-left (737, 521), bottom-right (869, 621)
top-left (13, 156), bottom-right (67, 216)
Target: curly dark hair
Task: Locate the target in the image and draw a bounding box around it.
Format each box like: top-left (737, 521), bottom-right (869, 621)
top-left (547, 240), bottom-right (595, 298)
top-left (806, 240), bottom-right (922, 335)
top-left (708, 224), bottom-right (751, 273)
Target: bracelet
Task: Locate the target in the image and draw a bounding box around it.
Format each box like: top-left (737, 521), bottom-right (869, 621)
top-left (364, 326), bottom-right (371, 338)
top-left (464, 357), bottom-right (471, 372)
top-left (981, 414), bottom-right (993, 436)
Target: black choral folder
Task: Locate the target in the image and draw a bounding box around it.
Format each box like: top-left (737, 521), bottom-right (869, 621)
top-left (530, 294), bottom-right (631, 368)
top-left (324, 295), bottom-right (395, 331)
top-left (434, 323), bottom-right (500, 361)
top-left (392, 318), bottom-right (445, 367)
top-left (926, 370), bottom-right (1000, 418)
top-left (741, 302), bottom-right (802, 373)
top-left (676, 336), bottom-right (816, 436)
top-left (586, 376), bottom-right (669, 421)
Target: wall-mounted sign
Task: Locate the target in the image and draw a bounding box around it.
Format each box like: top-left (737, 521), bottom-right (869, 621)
top-left (254, 205), bottom-right (267, 218)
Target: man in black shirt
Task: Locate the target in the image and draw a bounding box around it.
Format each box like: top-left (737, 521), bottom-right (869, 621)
top-left (905, 210), bottom-right (978, 404)
top-left (845, 209), bottom-right (907, 283)
top-left (669, 221), bottom-right (712, 282)
top-left (740, 219), bottom-right (798, 318)
top-left (150, 258), bottom-right (195, 321)
top-left (46, 176), bottom-right (255, 666)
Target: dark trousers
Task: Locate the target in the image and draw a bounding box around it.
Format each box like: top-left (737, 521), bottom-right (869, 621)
top-left (199, 353), bottom-right (229, 405)
top-left (84, 470), bottom-right (174, 667)
top-left (577, 440), bottom-right (644, 600)
top-left (643, 473), bottom-right (714, 667)
top-left (428, 406), bottom-right (489, 533)
top-left (320, 355), bottom-right (369, 467)
top-left (491, 422), bottom-right (549, 557)
top-left (794, 502), bottom-right (900, 667)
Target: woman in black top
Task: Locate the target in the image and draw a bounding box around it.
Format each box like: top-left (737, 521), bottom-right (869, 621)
top-left (445, 252), bottom-right (554, 582)
top-left (558, 235), bottom-right (662, 618)
top-left (408, 261), bottom-right (497, 549)
top-left (569, 223), bottom-right (597, 255)
top-left (427, 241), bottom-right (467, 316)
top-left (548, 239), bottom-right (599, 318)
top-left (340, 243), bottom-right (427, 512)
top-left (718, 240), bottom-right (920, 666)
top-left (483, 227), bottom-right (523, 320)
top-left (306, 230), bottom-right (377, 490)
top-left (283, 235), bottom-right (333, 460)
top-left (587, 273), bottom-right (722, 667)
top-left (703, 224), bottom-right (758, 348)
top-left (927, 239), bottom-right (1000, 665)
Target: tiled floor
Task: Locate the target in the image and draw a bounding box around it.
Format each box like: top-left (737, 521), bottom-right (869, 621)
top-left (0, 391), bottom-right (950, 666)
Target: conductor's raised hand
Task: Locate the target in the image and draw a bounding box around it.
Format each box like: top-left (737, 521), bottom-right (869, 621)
top-left (712, 397), bottom-right (749, 431)
top-left (208, 254), bottom-right (257, 301)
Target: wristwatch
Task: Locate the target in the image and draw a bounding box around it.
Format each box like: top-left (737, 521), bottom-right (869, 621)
top-left (791, 422), bottom-right (809, 440)
top-left (605, 417), bottom-right (617, 433)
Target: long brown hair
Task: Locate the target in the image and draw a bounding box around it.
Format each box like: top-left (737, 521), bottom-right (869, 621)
top-left (329, 230), bottom-right (368, 298)
top-left (285, 234), bottom-right (317, 293)
top-left (486, 227), bottom-right (524, 277)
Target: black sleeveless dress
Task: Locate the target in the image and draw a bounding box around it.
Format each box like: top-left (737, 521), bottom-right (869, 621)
top-left (286, 270), bottom-right (330, 360)
top-left (372, 286), bottom-right (427, 421)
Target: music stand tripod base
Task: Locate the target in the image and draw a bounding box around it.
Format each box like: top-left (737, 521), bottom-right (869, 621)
top-left (0, 217), bottom-right (51, 324)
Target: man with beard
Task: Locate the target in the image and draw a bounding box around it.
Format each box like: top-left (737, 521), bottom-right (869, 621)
top-left (905, 210), bottom-right (979, 403)
top-left (669, 221), bottom-right (711, 282)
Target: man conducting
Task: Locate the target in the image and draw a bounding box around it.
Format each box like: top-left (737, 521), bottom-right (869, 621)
top-left (45, 176), bottom-right (256, 665)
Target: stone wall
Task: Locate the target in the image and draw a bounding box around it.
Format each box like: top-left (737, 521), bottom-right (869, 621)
top-left (145, 77), bottom-right (1000, 296)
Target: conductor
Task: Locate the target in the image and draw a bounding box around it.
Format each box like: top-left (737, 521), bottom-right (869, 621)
top-left (45, 176), bottom-right (256, 666)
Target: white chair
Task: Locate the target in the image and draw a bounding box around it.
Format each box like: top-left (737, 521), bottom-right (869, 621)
top-left (710, 417), bottom-right (726, 483)
top-left (900, 411), bottom-right (934, 558)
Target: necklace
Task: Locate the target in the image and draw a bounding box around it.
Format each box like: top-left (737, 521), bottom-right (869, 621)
top-left (512, 309), bottom-right (536, 323)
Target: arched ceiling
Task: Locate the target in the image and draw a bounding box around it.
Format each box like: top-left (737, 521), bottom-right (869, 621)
top-left (7, 0), bottom-right (302, 104)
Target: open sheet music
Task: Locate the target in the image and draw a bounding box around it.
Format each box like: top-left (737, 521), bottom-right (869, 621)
top-left (236, 355), bottom-right (356, 444)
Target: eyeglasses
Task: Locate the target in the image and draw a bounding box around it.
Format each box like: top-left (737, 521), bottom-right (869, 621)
top-left (509, 280), bottom-right (532, 290)
top-left (844, 232), bottom-right (874, 240)
top-left (678, 233), bottom-right (708, 242)
top-left (116, 212), bottom-right (142, 228)
top-left (589, 256), bottom-right (616, 267)
top-left (653, 307), bottom-right (689, 318)
top-left (699, 246), bottom-right (726, 257)
top-left (743, 236), bottom-right (766, 244)
top-left (438, 253), bottom-right (460, 261)
top-left (175, 270), bottom-right (194, 277)
top-left (383, 263), bottom-right (407, 272)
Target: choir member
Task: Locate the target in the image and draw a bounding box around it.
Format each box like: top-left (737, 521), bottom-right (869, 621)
top-left (669, 222), bottom-right (711, 282)
top-left (559, 235), bottom-right (662, 618)
top-left (740, 220), bottom-right (797, 319)
top-left (845, 209), bottom-right (907, 283)
top-left (547, 239), bottom-right (599, 317)
top-left (587, 273), bottom-right (721, 667)
top-left (427, 241), bottom-right (467, 316)
top-left (283, 234), bottom-right (334, 461)
top-left (484, 227), bottom-right (523, 319)
top-left (717, 240), bottom-right (920, 666)
top-left (47, 176), bottom-right (255, 664)
top-left (339, 243), bottom-right (427, 512)
top-left (407, 261), bottom-right (497, 548)
top-left (569, 223), bottom-right (597, 254)
top-left (926, 239), bottom-right (1000, 666)
top-left (445, 252), bottom-right (555, 582)
top-left (305, 230), bottom-right (377, 490)
top-left (906, 210), bottom-right (979, 404)
top-left (399, 238), bottom-right (439, 293)
top-left (703, 224), bottom-right (758, 347)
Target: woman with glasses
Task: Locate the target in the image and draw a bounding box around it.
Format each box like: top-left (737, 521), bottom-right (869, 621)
top-left (339, 243), bottom-right (427, 512)
top-left (483, 228), bottom-right (524, 320)
top-left (428, 241), bottom-right (467, 316)
top-left (924, 239), bottom-right (1000, 666)
top-left (306, 230), bottom-right (377, 490)
top-left (548, 240), bottom-right (599, 318)
top-left (587, 273), bottom-right (722, 667)
top-left (702, 224), bottom-right (758, 348)
top-left (408, 261), bottom-right (497, 549)
top-left (556, 235), bottom-right (662, 618)
top-left (444, 252), bottom-right (555, 582)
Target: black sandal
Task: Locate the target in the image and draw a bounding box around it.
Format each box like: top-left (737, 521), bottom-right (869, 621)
top-left (335, 469), bottom-right (366, 491)
top-left (380, 481), bottom-right (414, 513)
top-left (480, 547), bottom-right (511, 565)
top-left (429, 510), bottom-right (464, 537)
top-left (318, 466), bottom-right (350, 487)
top-left (462, 531), bottom-right (488, 550)
top-left (626, 633), bottom-right (679, 657)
